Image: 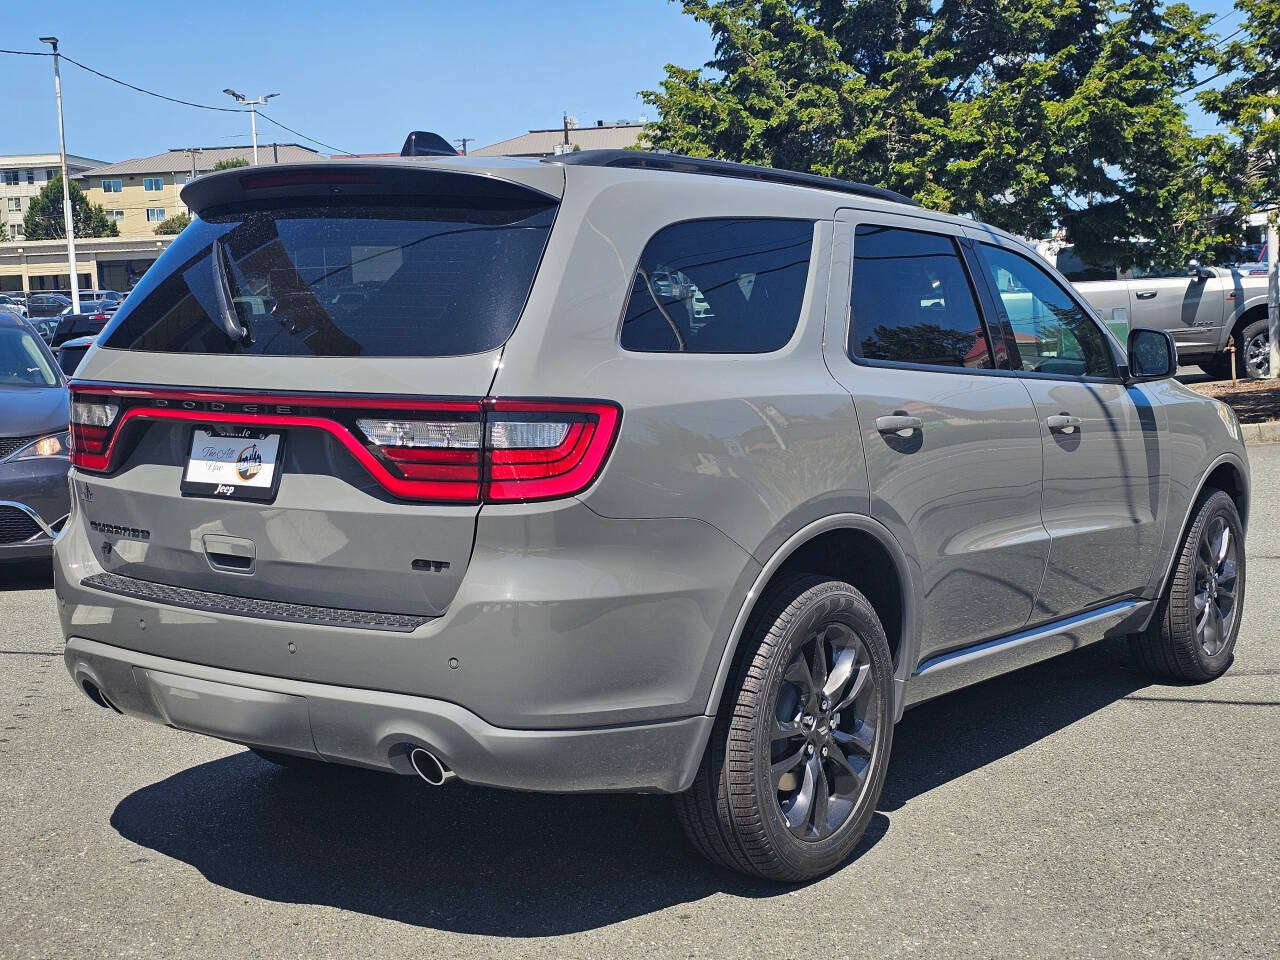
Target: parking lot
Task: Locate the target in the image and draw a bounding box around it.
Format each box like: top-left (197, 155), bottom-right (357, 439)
top-left (0, 447), bottom-right (1275, 960)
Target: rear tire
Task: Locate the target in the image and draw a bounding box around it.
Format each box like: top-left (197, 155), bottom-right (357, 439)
top-left (676, 575), bottom-right (895, 881)
top-left (1130, 489), bottom-right (1244, 682)
top-left (1235, 317), bottom-right (1270, 380)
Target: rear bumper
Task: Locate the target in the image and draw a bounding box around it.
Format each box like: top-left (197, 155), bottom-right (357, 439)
top-left (65, 636), bottom-right (713, 793)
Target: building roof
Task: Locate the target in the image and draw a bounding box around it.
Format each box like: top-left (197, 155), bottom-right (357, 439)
top-left (77, 144), bottom-right (323, 178)
top-left (471, 123), bottom-right (645, 158)
top-left (0, 153), bottom-right (108, 170)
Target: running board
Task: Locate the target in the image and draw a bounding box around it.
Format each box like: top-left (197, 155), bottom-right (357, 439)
top-left (903, 599), bottom-right (1150, 708)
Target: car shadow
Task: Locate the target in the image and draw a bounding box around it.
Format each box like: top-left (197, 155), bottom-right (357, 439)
top-left (110, 639), bottom-right (1147, 936)
top-left (0, 561), bottom-right (53, 591)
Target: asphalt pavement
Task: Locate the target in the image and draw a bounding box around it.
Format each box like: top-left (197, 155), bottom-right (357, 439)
top-left (1, 447), bottom-right (1277, 959)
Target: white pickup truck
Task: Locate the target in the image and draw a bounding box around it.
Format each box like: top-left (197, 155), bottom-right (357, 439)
top-left (1044, 249), bottom-right (1272, 379)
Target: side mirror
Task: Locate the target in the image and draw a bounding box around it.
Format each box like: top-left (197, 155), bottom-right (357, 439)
top-left (1127, 327), bottom-right (1177, 383)
top-left (1187, 259), bottom-right (1213, 281)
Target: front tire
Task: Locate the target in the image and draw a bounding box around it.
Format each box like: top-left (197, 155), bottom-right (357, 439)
top-left (676, 575), bottom-right (895, 881)
top-left (1130, 489), bottom-right (1245, 682)
top-left (1235, 317), bottom-right (1270, 380)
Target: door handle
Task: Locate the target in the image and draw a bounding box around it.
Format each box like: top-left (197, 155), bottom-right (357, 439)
top-left (1135, 289), bottom-right (1157, 300)
top-left (1046, 414), bottom-right (1083, 434)
top-left (876, 415), bottom-right (923, 436)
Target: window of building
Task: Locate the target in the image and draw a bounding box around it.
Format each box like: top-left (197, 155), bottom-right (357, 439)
top-left (6, 198), bottom-right (21, 212)
top-left (8, 222), bottom-right (23, 241)
top-left (980, 244), bottom-right (1117, 379)
top-left (850, 224), bottom-right (994, 369)
top-left (620, 218), bottom-right (814, 353)
top-left (146, 208), bottom-right (167, 222)
top-left (102, 179), bottom-right (123, 193)
top-left (45, 169), bottom-right (56, 181)
top-left (1, 171), bottom-right (17, 186)
top-left (143, 177), bottom-right (164, 191)
top-left (106, 210), bottom-right (125, 223)
top-left (25, 170), bottom-right (34, 184)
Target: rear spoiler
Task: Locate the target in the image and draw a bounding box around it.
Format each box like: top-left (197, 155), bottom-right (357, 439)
top-left (179, 161), bottom-right (563, 215)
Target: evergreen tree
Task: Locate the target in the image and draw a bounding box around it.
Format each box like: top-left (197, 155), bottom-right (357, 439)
top-left (22, 175), bottom-right (119, 241)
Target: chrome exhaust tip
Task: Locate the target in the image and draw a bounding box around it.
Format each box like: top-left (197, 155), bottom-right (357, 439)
top-left (408, 747), bottom-right (455, 786)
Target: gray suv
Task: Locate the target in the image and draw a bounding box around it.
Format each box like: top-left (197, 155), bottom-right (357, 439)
top-left (56, 149), bottom-right (1250, 881)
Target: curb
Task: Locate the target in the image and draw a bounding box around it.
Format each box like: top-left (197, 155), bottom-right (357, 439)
top-left (1240, 420), bottom-right (1280, 445)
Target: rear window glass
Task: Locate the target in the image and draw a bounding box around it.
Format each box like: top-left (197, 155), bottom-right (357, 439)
top-left (101, 200), bottom-right (556, 357)
top-left (620, 218), bottom-right (813, 353)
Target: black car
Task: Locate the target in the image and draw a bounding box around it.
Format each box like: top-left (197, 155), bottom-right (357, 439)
top-left (51, 302), bottom-right (118, 348)
top-left (25, 293), bottom-right (72, 319)
top-left (0, 312), bottom-right (70, 563)
top-left (55, 335), bottom-right (95, 376)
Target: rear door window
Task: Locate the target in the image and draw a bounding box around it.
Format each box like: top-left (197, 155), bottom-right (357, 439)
top-left (850, 224), bottom-right (995, 369)
top-left (620, 218), bottom-right (813, 353)
top-left (100, 200), bottom-right (557, 357)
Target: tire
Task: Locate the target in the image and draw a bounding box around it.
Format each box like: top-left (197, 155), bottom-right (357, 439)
top-left (249, 747), bottom-right (326, 771)
top-left (676, 575), bottom-right (895, 882)
top-left (1235, 317), bottom-right (1270, 380)
top-left (1130, 489), bottom-right (1245, 682)
top-left (1198, 358), bottom-right (1232, 381)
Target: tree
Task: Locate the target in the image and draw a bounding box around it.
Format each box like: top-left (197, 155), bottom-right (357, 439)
top-left (643, 0), bottom-right (1231, 269)
top-left (1200, 0), bottom-right (1280, 215)
top-left (22, 174), bottom-right (119, 241)
top-left (0, 222), bottom-right (6, 243)
top-left (212, 157), bottom-right (250, 171)
top-left (153, 213), bottom-right (192, 235)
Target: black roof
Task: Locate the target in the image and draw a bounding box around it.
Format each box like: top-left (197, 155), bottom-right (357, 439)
top-left (549, 150), bottom-right (916, 206)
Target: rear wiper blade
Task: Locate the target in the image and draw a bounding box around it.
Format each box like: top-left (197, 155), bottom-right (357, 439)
top-left (210, 240), bottom-right (249, 343)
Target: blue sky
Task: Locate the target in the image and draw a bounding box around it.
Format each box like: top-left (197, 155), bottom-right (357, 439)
top-left (0, 0), bottom-right (1245, 164)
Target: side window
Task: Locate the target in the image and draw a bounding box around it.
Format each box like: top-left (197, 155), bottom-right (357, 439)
top-left (620, 218), bottom-right (813, 353)
top-left (850, 224), bottom-right (994, 369)
top-left (981, 244), bottom-right (1117, 378)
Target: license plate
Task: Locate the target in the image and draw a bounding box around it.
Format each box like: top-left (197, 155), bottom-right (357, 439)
top-left (181, 428), bottom-right (283, 502)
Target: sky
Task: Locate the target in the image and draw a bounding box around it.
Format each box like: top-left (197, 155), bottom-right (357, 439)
top-left (0, 1), bottom-right (714, 162)
top-left (0, 0), bottom-right (1247, 165)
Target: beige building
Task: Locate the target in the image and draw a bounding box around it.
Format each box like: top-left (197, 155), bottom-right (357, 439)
top-left (0, 235), bottom-right (175, 295)
top-left (79, 143), bottom-right (323, 239)
top-left (2, 153), bottom-right (108, 242)
top-left (472, 120), bottom-right (645, 158)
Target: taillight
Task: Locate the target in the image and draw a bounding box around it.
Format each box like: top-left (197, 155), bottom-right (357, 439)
top-left (484, 400), bottom-right (620, 502)
top-left (90, 312), bottom-right (108, 320)
top-left (69, 397), bottom-right (120, 470)
top-left (67, 387), bottom-right (620, 504)
top-left (355, 416), bottom-right (483, 500)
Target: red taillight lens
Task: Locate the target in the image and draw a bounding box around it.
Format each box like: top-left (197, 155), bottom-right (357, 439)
top-left (484, 400), bottom-right (620, 502)
top-left (69, 396), bottom-right (120, 470)
top-left (66, 387), bottom-right (620, 503)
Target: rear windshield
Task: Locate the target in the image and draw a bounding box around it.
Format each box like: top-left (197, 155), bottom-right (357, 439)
top-left (101, 199), bottom-right (556, 357)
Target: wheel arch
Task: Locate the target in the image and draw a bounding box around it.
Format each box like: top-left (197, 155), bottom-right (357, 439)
top-left (704, 514), bottom-right (921, 723)
top-left (1230, 301), bottom-right (1269, 341)
top-left (1153, 452), bottom-right (1249, 604)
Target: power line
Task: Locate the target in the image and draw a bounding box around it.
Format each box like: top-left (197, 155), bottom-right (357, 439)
top-left (256, 110), bottom-right (357, 156)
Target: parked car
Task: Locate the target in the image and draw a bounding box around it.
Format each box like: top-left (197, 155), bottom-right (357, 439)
top-left (84, 290), bottom-right (123, 304)
top-left (55, 335), bottom-right (96, 376)
top-left (24, 293), bottom-right (71, 319)
top-left (0, 311), bottom-right (70, 563)
top-left (1045, 246), bottom-right (1274, 379)
top-left (0, 293), bottom-right (27, 317)
top-left (57, 148), bottom-right (1249, 881)
top-left (51, 302), bottom-right (118, 348)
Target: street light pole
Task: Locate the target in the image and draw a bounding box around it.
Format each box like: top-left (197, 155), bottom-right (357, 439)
top-left (40, 36), bottom-right (80, 314)
top-left (222, 89), bottom-right (279, 165)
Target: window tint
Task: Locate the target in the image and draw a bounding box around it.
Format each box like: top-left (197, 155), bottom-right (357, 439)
top-left (620, 219), bottom-right (813, 353)
top-left (102, 200), bottom-right (557, 357)
top-left (981, 244), bottom-right (1117, 378)
top-left (850, 225), bottom-right (993, 369)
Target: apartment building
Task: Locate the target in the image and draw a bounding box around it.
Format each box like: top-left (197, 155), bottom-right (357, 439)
top-left (1, 153), bottom-right (107, 241)
top-left (79, 143), bottom-right (323, 238)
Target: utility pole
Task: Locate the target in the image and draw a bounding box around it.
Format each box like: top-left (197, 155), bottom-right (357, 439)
top-left (453, 137), bottom-right (473, 156)
top-left (1268, 106), bottom-right (1279, 380)
top-left (222, 89), bottom-right (279, 164)
top-left (182, 146), bottom-right (203, 179)
top-left (39, 36), bottom-right (79, 314)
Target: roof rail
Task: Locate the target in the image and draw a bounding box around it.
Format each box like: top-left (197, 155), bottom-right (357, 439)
top-left (547, 149), bottom-right (916, 206)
